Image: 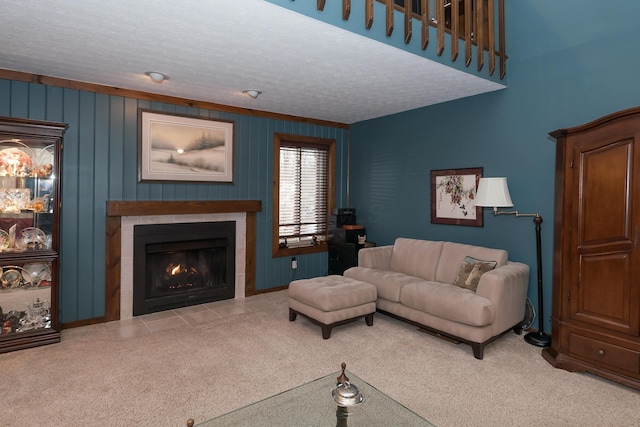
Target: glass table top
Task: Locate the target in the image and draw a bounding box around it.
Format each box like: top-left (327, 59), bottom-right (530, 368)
top-left (195, 369), bottom-right (434, 426)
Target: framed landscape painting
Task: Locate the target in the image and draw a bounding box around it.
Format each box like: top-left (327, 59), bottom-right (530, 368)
top-left (138, 109), bottom-right (234, 183)
top-left (431, 167), bottom-right (483, 227)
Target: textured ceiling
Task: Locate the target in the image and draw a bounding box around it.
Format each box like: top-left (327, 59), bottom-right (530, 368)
top-left (0, 0), bottom-right (505, 124)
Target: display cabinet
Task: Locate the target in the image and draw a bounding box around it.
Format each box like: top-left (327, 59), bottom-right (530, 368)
top-left (0, 116), bottom-right (66, 353)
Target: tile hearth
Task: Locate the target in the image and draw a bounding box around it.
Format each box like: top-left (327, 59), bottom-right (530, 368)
top-left (101, 290), bottom-right (288, 341)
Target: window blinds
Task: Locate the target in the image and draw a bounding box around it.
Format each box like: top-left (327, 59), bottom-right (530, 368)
top-left (279, 144), bottom-right (328, 241)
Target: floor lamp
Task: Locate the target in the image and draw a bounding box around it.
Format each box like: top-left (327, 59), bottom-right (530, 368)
top-left (474, 177), bottom-right (551, 347)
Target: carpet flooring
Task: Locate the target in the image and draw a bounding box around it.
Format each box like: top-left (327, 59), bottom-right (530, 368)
top-left (2, 290), bottom-right (638, 426)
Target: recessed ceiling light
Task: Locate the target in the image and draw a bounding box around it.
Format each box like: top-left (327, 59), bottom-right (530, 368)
top-left (145, 71), bottom-right (168, 83)
top-left (243, 90), bottom-right (262, 99)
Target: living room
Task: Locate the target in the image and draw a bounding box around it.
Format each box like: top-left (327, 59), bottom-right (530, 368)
top-left (1, 0), bottom-right (640, 425)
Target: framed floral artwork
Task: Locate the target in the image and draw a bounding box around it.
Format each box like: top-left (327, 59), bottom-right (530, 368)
top-left (431, 167), bottom-right (483, 227)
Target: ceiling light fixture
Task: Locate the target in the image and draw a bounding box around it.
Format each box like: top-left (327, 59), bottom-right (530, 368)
top-left (145, 71), bottom-right (168, 83)
top-left (243, 89), bottom-right (262, 99)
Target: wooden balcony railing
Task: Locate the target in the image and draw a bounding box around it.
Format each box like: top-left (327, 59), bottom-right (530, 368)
top-left (310, 0), bottom-right (506, 79)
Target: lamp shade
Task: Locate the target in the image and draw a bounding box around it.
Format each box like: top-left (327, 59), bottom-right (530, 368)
top-left (475, 177), bottom-right (514, 208)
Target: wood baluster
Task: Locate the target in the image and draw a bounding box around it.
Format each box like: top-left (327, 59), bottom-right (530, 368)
top-left (476, 0), bottom-right (484, 71)
top-left (343, 0), bottom-right (351, 20)
top-left (289, 0), bottom-right (504, 78)
top-left (451, 0), bottom-right (459, 61)
top-left (404, 0), bottom-right (412, 44)
top-left (487, 0), bottom-right (495, 75)
top-left (499, 0), bottom-right (506, 78)
top-left (386, 0), bottom-right (394, 37)
top-left (437, 0), bottom-right (444, 56)
top-left (421, 0), bottom-right (429, 50)
top-left (464, 0), bottom-right (472, 66)
top-left (365, 0), bottom-right (374, 29)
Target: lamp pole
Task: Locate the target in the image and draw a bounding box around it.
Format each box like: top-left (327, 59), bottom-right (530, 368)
top-left (492, 210), bottom-right (551, 347)
top-left (523, 215), bottom-right (551, 347)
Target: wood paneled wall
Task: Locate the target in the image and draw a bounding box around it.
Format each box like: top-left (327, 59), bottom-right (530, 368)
top-left (0, 78), bottom-right (349, 323)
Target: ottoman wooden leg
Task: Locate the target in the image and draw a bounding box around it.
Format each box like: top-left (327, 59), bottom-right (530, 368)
top-left (365, 313), bottom-right (374, 326)
top-left (289, 308), bottom-right (297, 321)
top-left (321, 324), bottom-right (332, 339)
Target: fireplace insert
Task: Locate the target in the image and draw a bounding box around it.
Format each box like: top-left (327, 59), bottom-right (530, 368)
top-left (133, 221), bottom-right (235, 315)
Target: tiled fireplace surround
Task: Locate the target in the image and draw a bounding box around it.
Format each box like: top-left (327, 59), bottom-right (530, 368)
top-left (104, 200), bottom-right (262, 322)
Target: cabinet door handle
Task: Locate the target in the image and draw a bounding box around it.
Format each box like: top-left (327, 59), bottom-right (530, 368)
top-left (598, 349), bottom-right (605, 356)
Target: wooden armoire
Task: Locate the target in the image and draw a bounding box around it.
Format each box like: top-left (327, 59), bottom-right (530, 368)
top-left (543, 107), bottom-right (640, 390)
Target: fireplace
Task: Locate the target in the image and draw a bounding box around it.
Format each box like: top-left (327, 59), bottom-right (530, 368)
top-left (133, 221), bottom-right (235, 315)
top-left (104, 200), bottom-right (261, 322)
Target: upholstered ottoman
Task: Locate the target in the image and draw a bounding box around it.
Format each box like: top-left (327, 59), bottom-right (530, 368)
top-left (288, 275), bottom-right (377, 339)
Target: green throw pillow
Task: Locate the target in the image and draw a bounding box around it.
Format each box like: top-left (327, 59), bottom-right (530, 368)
top-left (452, 256), bottom-right (497, 292)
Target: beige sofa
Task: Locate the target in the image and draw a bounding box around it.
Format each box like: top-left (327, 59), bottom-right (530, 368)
top-left (343, 238), bottom-right (529, 359)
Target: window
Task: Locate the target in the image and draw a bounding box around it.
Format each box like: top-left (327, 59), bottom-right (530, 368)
top-left (273, 133), bottom-right (336, 257)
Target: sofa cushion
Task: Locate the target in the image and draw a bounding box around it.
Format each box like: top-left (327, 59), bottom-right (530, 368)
top-left (345, 267), bottom-right (425, 302)
top-left (435, 242), bottom-right (508, 284)
top-left (389, 238), bottom-right (444, 281)
top-left (452, 256), bottom-right (497, 292)
top-left (399, 281), bottom-right (496, 327)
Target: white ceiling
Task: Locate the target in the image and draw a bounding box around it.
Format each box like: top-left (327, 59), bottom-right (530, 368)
top-left (0, 0), bottom-right (505, 124)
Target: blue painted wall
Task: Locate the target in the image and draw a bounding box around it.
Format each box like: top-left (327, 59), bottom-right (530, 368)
top-left (348, 0), bottom-right (640, 332)
top-left (2, 0), bottom-right (639, 330)
top-left (0, 80), bottom-right (348, 322)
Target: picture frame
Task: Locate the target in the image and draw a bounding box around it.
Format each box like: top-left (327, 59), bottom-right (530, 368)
top-left (138, 109), bottom-right (234, 183)
top-left (431, 167), bottom-right (483, 227)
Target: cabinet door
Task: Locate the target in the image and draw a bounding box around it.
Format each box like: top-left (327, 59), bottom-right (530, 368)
top-left (568, 127), bottom-right (640, 336)
top-left (0, 116), bottom-right (65, 353)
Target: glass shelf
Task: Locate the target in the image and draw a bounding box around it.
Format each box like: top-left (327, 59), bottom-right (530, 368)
top-left (0, 262), bottom-right (53, 335)
top-left (0, 143), bottom-right (55, 254)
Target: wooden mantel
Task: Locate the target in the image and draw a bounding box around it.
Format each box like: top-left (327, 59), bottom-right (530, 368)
top-left (104, 200), bottom-right (262, 322)
top-left (106, 200), bottom-right (261, 217)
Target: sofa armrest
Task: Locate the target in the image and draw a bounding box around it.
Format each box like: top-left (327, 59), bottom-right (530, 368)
top-left (475, 261), bottom-right (530, 334)
top-left (357, 245), bottom-right (393, 269)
